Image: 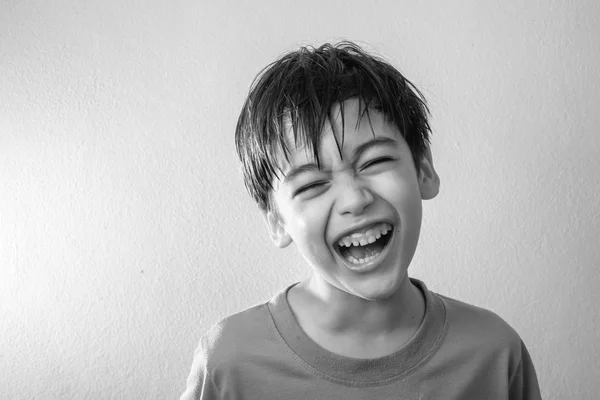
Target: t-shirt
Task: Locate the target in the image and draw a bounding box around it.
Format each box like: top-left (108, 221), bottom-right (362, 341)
top-left (181, 278), bottom-right (541, 399)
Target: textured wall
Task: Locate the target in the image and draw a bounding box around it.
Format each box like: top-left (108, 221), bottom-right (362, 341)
top-left (1, 0), bottom-right (599, 398)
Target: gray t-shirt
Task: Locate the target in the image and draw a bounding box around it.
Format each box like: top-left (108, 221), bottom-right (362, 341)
top-left (181, 278), bottom-right (541, 399)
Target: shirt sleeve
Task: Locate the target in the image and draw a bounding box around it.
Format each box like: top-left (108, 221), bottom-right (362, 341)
top-left (508, 340), bottom-right (542, 400)
top-left (180, 336), bottom-right (221, 400)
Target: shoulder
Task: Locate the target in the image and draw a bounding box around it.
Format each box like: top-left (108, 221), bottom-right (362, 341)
top-left (435, 292), bottom-right (523, 356)
top-left (200, 301), bottom-right (275, 363)
top-left (438, 293), bottom-right (519, 336)
top-left (182, 301), bottom-right (278, 398)
top-left (432, 292), bottom-right (541, 398)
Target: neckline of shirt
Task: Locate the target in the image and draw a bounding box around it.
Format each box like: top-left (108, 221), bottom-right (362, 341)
top-left (266, 277), bottom-right (447, 386)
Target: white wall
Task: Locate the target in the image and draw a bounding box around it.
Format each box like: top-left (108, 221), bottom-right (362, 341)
top-left (1, 0), bottom-right (598, 398)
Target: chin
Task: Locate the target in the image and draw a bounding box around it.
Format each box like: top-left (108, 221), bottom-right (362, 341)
top-left (346, 274), bottom-right (407, 301)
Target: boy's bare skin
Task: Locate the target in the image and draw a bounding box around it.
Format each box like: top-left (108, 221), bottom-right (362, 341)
top-left (263, 98), bottom-right (440, 359)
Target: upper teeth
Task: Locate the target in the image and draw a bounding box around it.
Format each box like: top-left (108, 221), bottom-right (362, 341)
top-left (337, 223), bottom-right (392, 247)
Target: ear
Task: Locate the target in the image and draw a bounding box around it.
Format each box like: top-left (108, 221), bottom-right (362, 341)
top-left (417, 146), bottom-right (440, 200)
top-left (262, 210), bottom-right (293, 248)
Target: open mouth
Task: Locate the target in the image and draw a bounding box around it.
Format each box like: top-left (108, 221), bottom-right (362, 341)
top-left (335, 226), bottom-right (393, 266)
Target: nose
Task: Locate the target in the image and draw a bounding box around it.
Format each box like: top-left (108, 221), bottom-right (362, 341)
top-left (336, 179), bottom-right (374, 216)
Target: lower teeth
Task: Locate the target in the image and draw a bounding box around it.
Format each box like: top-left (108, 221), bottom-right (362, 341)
top-left (346, 253), bottom-right (379, 265)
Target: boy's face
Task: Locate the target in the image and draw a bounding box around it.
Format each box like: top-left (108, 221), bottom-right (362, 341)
top-left (264, 98), bottom-right (439, 301)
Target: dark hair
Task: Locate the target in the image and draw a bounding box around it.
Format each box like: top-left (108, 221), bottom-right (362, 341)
top-left (235, 41), bottom-right (431, 214)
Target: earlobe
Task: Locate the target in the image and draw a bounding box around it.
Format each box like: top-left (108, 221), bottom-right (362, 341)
top-left (264, 211), bottom-right (292, 248)
top-left (418, 146), bottom-right (441, 200)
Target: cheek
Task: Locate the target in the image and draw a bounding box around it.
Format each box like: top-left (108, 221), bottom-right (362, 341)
top-left (285, 203), bottom-right (328, 243)
top-left (288, 206), bottom-right (335, 267)
top-left (375, 172), bottom-right (421, 206)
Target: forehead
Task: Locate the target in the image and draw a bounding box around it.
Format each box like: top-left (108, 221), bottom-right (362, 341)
top-left (275, 99), bottom-right (401, 171)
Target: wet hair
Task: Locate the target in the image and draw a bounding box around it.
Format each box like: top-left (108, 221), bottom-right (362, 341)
top-left (234, 41), bottom-right (431, 214)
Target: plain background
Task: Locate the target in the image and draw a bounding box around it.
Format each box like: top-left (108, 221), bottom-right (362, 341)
top-left (1, 0), bottom-right (599, 398)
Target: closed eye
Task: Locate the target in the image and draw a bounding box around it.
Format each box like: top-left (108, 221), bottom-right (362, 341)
top-left (361, 157), bottom-right (394, 170)
top-left (294, 181), bottom-right (327, 196)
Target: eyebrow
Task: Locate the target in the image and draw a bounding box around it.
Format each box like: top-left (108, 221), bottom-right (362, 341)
top-left (283, 137), bottom-right (398, 184)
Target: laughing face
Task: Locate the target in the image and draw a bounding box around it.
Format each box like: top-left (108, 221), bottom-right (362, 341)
top-left (264, 98), bottom-right (439, 301)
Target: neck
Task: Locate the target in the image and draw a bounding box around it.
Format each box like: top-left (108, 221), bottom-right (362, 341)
top-left (300, 273), bottom-right (425, 340)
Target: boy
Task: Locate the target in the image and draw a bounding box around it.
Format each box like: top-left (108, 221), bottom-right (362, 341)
top-left (181, 41), bottom-right (541, 399)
